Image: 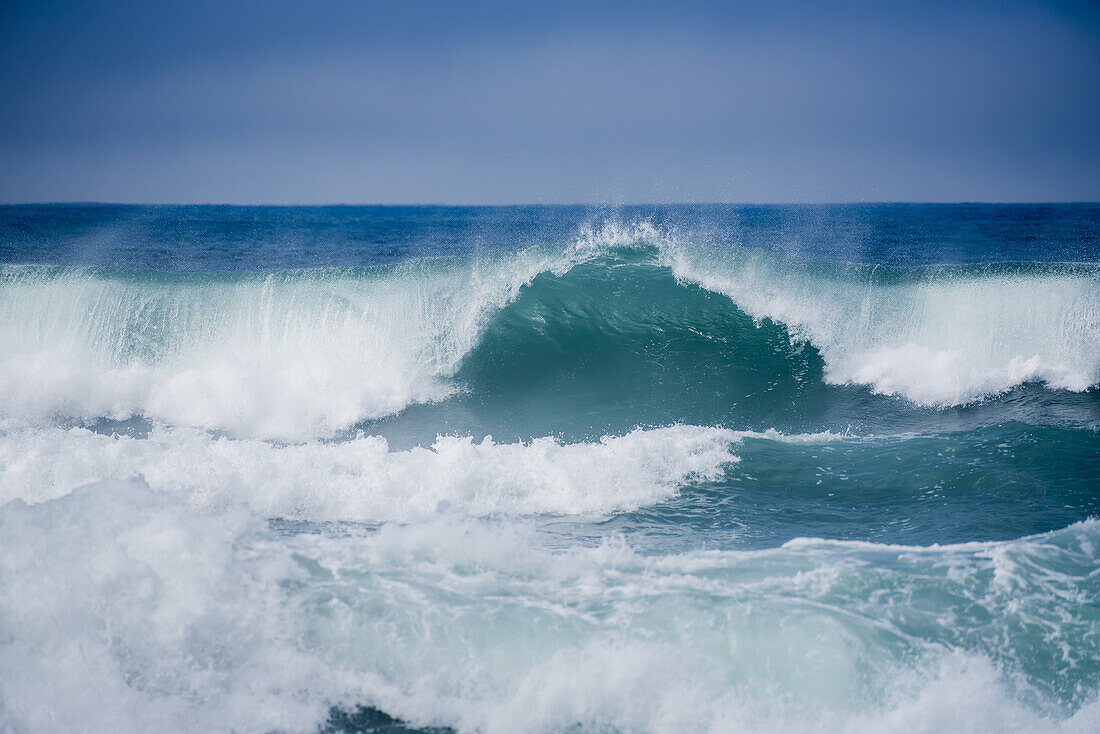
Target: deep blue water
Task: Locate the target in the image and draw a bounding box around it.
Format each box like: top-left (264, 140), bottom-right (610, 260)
top-left (0, 204), bottom-right (1097, 733)
top-left (3, 202), bottom-right (1098, 270)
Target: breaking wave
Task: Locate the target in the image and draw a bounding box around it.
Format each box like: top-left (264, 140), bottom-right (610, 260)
top-left (0, 221), bottom-right (1096, 440)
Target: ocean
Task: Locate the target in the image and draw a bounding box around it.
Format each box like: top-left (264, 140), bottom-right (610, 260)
top-left (0, 203), bottom-right (1097, 733)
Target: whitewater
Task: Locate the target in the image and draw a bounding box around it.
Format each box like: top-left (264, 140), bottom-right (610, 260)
top-left (0, 204), bottom-right (1097, 734)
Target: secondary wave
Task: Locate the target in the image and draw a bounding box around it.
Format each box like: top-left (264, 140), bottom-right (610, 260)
top-left (0, 423), bottom-right (742, 522)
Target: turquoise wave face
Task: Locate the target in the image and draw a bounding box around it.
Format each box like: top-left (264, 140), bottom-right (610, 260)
top-left (438, 255), bottom-right (1100, 441)
top-left (0, 207), bottom-right (1098, 734)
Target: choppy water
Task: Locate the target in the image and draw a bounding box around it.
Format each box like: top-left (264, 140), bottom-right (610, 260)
top-left (0, 204), bottom-right (1097, 733)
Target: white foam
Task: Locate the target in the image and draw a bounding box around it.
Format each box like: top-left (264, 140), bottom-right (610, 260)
top-left (663, 243), bottom-right (1100, 405)
top-left (0, 423), bottom-right (740, 521)
top-left (1, 481), bottom-right (1095, 734)
top-left (0, 480), bottom-right (354, 733)
top-left (0, 247), bottom-right (587, 441)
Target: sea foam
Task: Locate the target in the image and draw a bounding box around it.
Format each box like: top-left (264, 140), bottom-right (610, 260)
top-left (0, 247), bottom-right (584, 440)
top-left (2, 479), bottom-right (1096, 734)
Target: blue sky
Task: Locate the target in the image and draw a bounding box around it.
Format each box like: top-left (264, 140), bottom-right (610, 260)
top-left (1, 0), bottom-right (1097, 203)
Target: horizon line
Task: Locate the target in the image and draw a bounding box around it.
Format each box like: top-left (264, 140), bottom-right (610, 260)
top-left (2, 200), bottom-right (1099, 208)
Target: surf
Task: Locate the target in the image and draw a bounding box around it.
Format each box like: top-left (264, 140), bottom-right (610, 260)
top-left (1, 206), bottom-right (1098, 734)
top-left (2, 477), bottom-right (1097, 734)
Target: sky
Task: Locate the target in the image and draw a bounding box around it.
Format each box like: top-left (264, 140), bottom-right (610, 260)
top-left (0, 0), bottom-right (1098, 204)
